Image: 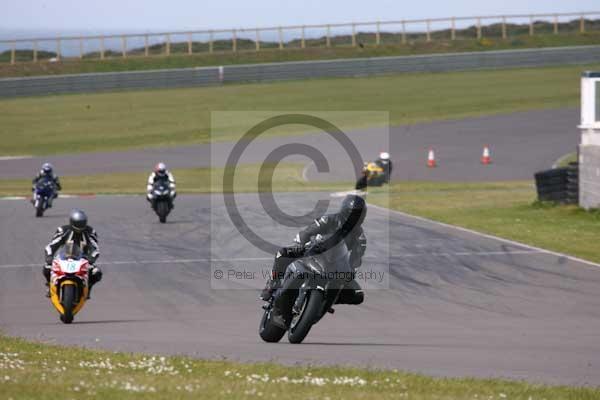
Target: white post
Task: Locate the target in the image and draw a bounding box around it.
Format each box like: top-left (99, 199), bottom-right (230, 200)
top-left (578, 71), bottom-right (600, 209)
top-left (278, 27), bottom-right (283, 50)
top-left (218, 65), bottom-right (224, 83)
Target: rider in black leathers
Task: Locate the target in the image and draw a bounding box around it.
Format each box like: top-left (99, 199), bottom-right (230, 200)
top-left (32, 163), bottom-right (62, 207)
top-left (261, 195), bottom-right (367, 307)
top-left (43, 210), bottom-right (102, 298)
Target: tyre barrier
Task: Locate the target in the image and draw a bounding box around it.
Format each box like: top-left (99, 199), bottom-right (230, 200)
top-left (534, 162), bottom-right (578, 204)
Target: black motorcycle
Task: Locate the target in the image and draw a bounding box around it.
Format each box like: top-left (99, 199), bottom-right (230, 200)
top-left (151, 181), bottom-right (173, 223)
top-left (32, 178), bottom-right (56, 217)
top-left (259, 237), bottom-right (353, 344)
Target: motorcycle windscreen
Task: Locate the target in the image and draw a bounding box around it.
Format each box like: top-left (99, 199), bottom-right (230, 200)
top-left (36, 178), bottom-right (55, 194)
top-left (57, 243), bottom-right (83, 260)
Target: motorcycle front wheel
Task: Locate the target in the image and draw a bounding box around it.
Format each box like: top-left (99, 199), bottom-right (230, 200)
top-left (287, 290), bottom-right (324, 344)
top-left (259, 308), bottom-right (286, 343)
top-left (35, 199), bottom-right (44, 217)
top-left (60, 285), bottom-right (76, 324)
top-left (156, 201), bottom-right (169, 223)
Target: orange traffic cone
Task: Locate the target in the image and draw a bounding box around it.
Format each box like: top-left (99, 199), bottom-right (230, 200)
top-left (427, 149), bottom-right (437, 168)
top-left (481, 145), bottom-right (491, 165)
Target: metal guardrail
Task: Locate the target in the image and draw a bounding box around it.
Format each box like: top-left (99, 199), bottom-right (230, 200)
top-left (1, 11), bottom-right (599, 63)
top-left (1, 46), bottom-right (600, 98)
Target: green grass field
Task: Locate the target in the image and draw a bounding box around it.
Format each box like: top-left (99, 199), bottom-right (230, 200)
top-left (2, 335), bottom-right (598, 399)
top-left (1, 31), bottom-right (599, 77)
top-left (1, 63), bottom-right (595, 156)
top-left (0, 163), bottom-right (350, 196)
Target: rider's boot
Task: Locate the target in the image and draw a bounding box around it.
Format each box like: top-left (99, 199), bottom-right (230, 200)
top-left (43, 266), bottom-right (51, 297)
top-left (270, 306), bottom-right (288, 329)
top-left (86, 267), bottom-right (103, 300)
top-left (260, 278), bottom-right (280, 301)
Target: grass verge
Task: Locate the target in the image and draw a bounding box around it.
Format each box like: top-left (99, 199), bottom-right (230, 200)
top-left (1, 334), bottom-right (599, 399)
top-left (368, 181), bottom-right (600, 264)
top-left (2, 32), bottom-right (600, 78)
top-left (0, 163), bottom-right (351, 197)
top-left (0, 63), bottom-right (595, 156)
top-left (554, 151), bottom-right (578, 167)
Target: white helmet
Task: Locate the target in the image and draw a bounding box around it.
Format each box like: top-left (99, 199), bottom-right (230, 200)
top-left (379, 152), bottom-right (390, 160)
top-left (154, 162), bottom-right (167, 176)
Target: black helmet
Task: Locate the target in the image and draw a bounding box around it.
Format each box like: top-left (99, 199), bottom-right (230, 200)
top-left (340, 194), bottom-right (367, 229)
top-left (69, 209), bottom-right (88, 232)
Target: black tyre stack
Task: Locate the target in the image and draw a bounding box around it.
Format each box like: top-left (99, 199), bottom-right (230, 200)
top-left (534, 162), bottom-right (578, 205)
top-left (566, 162), bottom-right (579, 204)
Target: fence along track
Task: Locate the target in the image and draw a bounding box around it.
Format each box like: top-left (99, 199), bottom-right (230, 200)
top-left (1, 46), bottom-right (600, 97)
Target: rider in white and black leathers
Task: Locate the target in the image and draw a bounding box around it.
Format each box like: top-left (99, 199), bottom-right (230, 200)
top-left (261, 195), bottom-right (367, 306)
top-left (43, 210), bottom-right (102, 298)
top-left (146, 162), bottom-right (176, 207)
top-left (32, 163), bottom-right (62, 207)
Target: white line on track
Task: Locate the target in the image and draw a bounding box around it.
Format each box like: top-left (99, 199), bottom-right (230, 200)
top-left (0, 155), bottom-right (32, 161)
top-left (368, 203), bottom-right (600, 270)
top-left (302, 161), bottom-right (313, 182)
top-left (0, 251), bottom-right (543, 270)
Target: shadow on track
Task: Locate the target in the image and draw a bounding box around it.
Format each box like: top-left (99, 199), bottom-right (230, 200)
top-left (41, 319), bottom-right (153, 325)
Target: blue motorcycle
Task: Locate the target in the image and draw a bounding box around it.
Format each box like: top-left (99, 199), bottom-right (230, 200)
top-left (33, 178), bottom-right (56, 217)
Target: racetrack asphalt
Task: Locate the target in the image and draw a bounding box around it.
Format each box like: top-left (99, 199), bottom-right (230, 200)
top-left (1, 193), bottom-right (599, 386)
top-left (1, 108), bottom-right (580, 181)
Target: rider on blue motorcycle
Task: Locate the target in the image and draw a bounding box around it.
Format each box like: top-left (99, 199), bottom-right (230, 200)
top-left (32, 163), bottom-right (61, 207)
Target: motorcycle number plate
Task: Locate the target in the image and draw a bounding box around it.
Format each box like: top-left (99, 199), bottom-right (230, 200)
top-left (62, 261), bottom-right (80, 273)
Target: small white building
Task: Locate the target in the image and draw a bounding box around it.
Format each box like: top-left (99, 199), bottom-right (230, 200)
top-left (579, 71), bottom-right (600, 209)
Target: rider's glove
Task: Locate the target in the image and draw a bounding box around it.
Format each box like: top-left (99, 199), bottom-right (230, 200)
top-left (45, 254), bottom-right (53, 265)
top-left (290, 242), bottom-right (305, 256)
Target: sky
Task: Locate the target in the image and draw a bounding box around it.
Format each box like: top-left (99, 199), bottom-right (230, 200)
top-left (4, 0), bottom-right (600, 35)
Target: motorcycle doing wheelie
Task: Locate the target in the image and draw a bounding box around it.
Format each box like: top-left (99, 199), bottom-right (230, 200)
top-left (259, 236), bottom-right (354, 344)
top-left (151, 181), bottom-right (173, 223)
top-left (32, 178), bottom-right (57, 217)
top-left (49, 245), bottom-right (90, 324)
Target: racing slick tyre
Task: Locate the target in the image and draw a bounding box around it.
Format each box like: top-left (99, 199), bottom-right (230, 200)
top-left (156, 201), bottom-right (169, 223)
top-left (35, 201), bottom-right (44, 217)
top-left (259, 309), bottom-right (286, 343)
top-left (61, 285), bottom-right (76, 324)
top-left (288, 290), bottom-right (324, 344)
